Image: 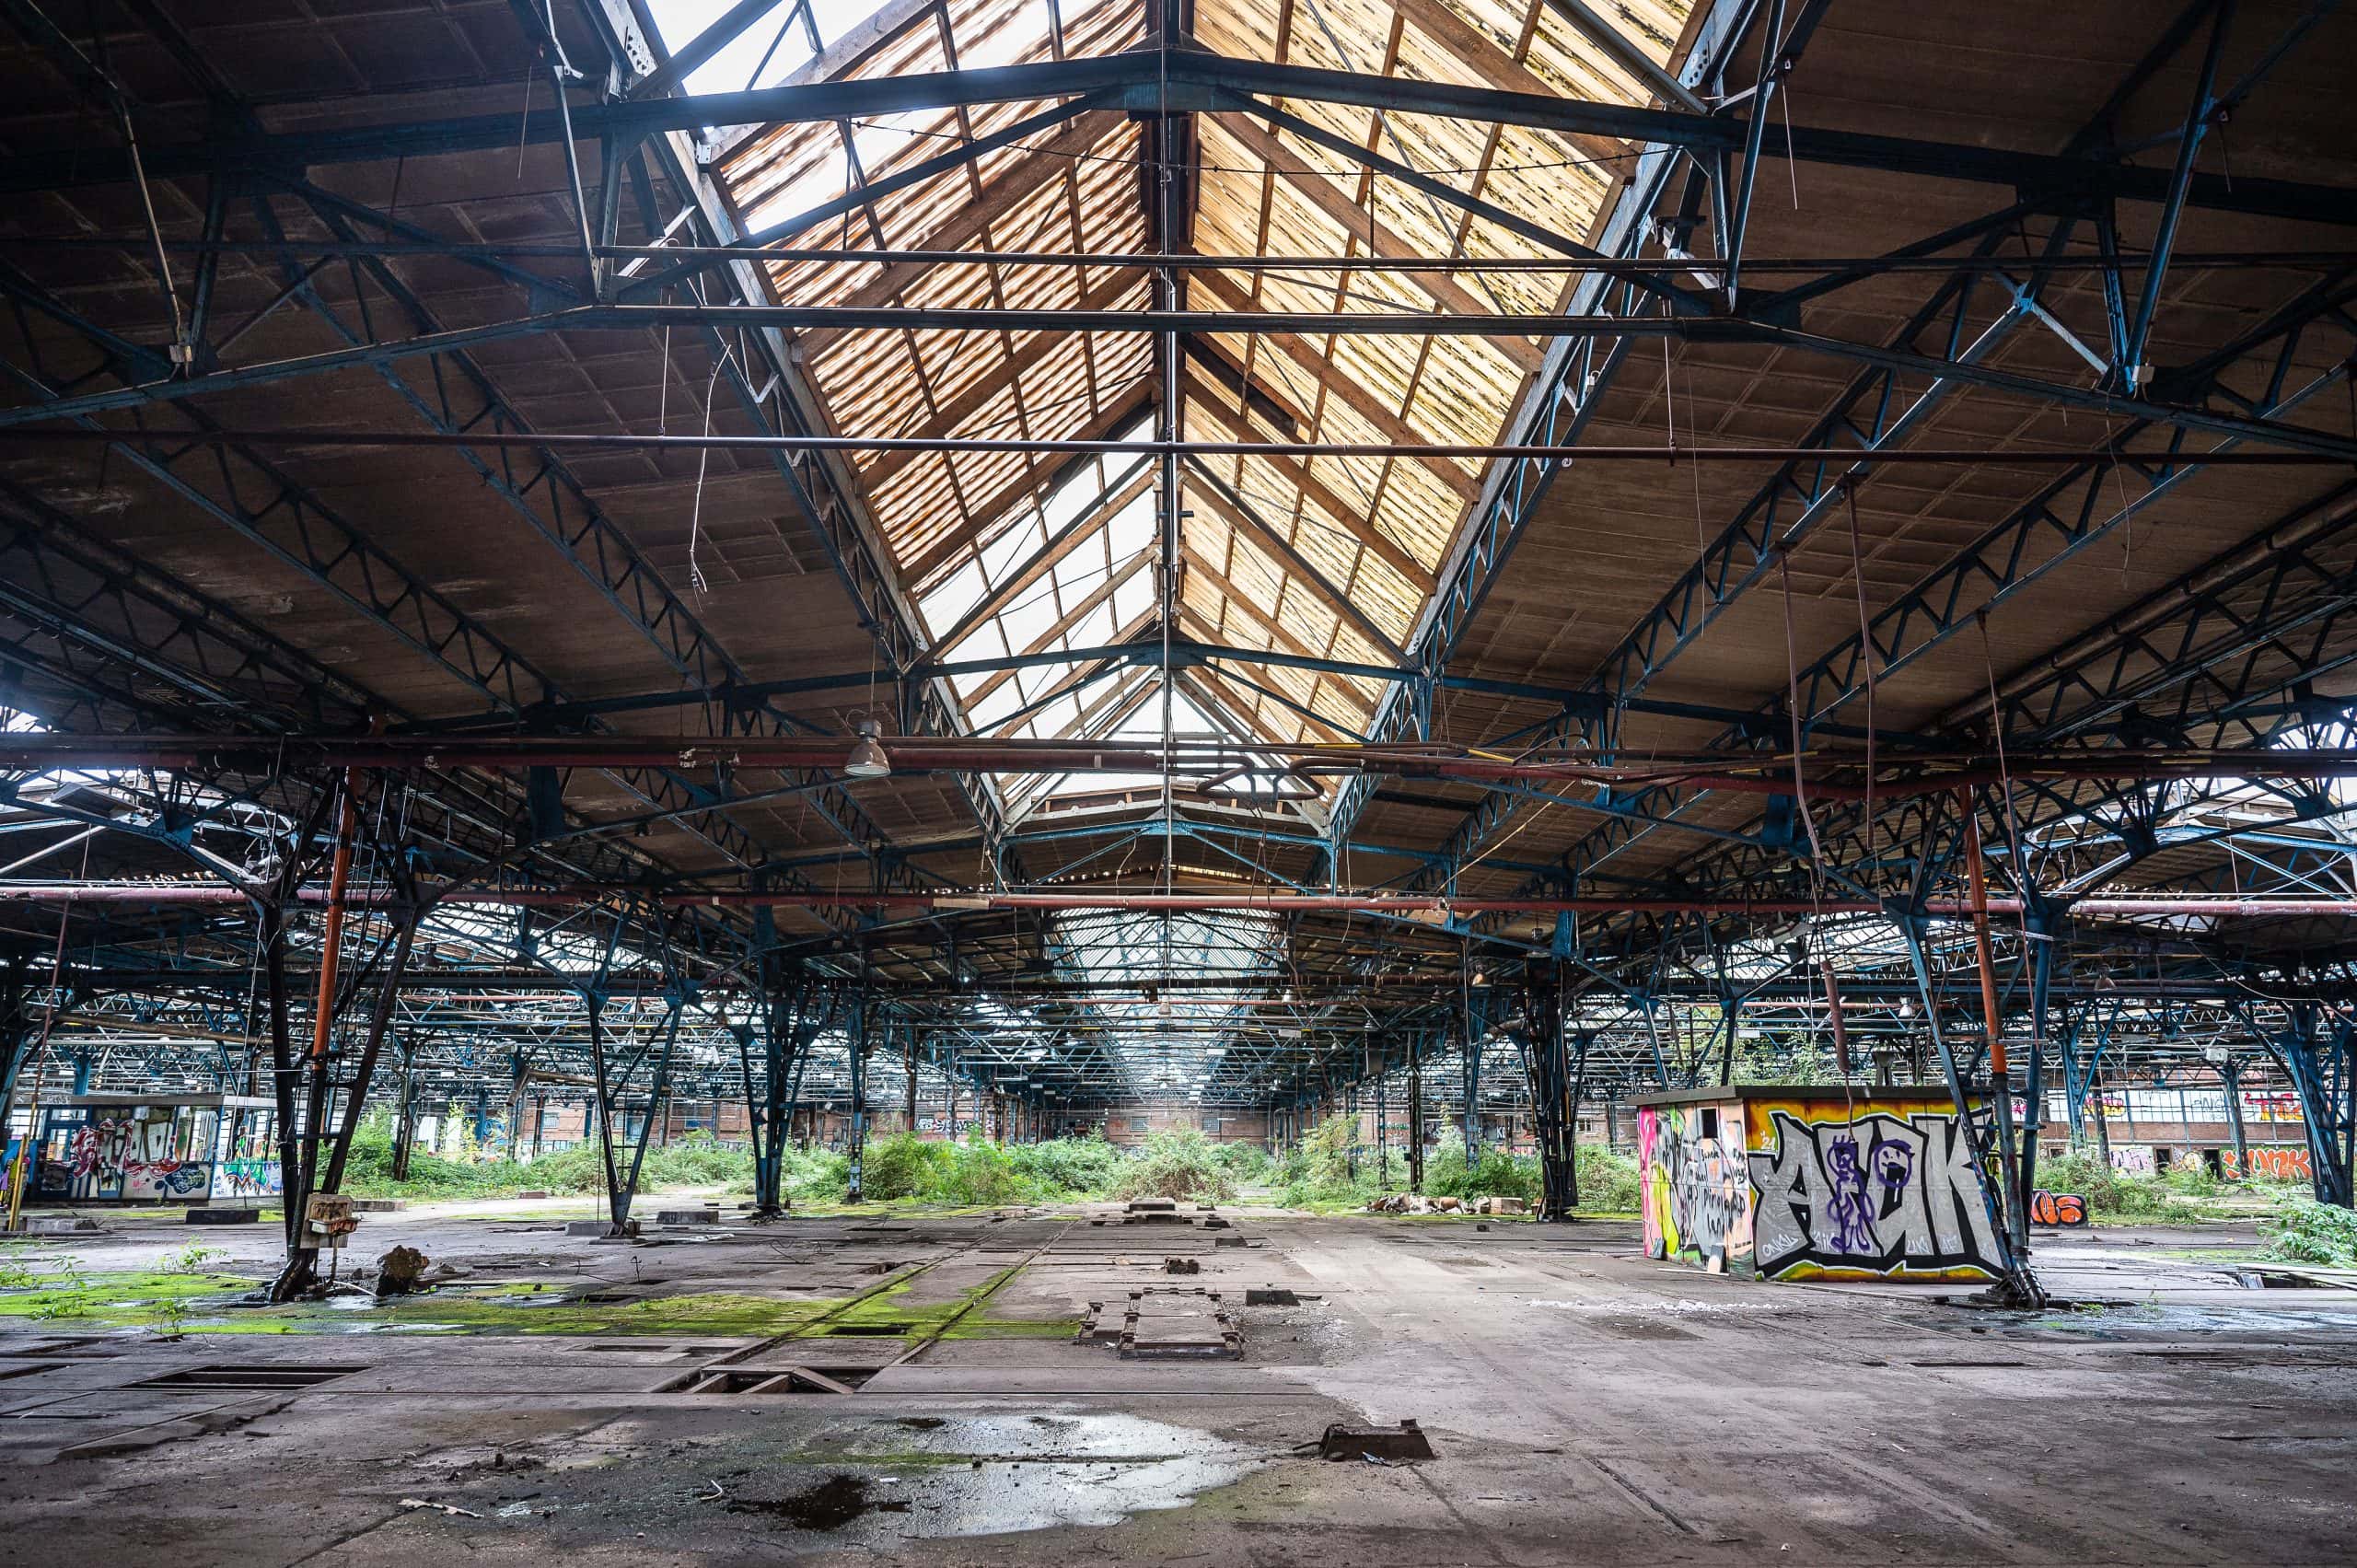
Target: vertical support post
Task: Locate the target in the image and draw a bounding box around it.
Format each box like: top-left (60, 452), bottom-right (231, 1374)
top-left (609, 996), bottom-right (685, 1228)
top-left (2018, 899), bottom-right (2060, 1215)
top-left (1524, 953), bottom-right (1579, 1221)
top-left (319, 900), bottom-right (418, 1195)
top-left (1407, 1030), bottom-right (1424, 1192)
top-left (903, 1021), bottom-right (917, 1133)
top-left (846, 980), bottom-right (869, 1202)
top-left (1715, 992), bottom-right (1742, 1084)
top-left (1463, 1021), bottom-right (1480, 1168)
top-left (1963, 795), bottom-right (2029, 1264)
top-left (2221, 1057), bottom-right (2250, 1178)
top-left (1893, 911), bottom-right (2042, 1305)
top-left (2270, 1006), bottom-right (2354, 1206)
top-left (585, 992), bottom-right (623, 1229)
top-left (258, 900), bottom-right (305, 1276)
top-left (389, 1041), bottom-right (416, 1180)
top-left (275, 774), bottom-right (360, 1300)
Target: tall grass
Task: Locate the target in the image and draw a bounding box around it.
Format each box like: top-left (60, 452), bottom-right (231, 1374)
top-left (1111, 1130), bottom-right (1238, 1202)
top-left (337, 1116), bottom-right (756, 1200)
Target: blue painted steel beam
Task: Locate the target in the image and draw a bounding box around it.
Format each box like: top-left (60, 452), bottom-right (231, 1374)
top-left (8, 51), bottom-right (2354, 226)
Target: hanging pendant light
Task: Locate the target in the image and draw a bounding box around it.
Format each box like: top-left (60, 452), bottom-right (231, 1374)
top-left (844, 717), bottom-right (892, 780)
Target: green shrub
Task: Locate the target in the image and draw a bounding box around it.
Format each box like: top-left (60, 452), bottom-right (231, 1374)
top-left (2034, 1152), bottom-right (2212, 1224)
top-left (935, 1139), bottom-right (1032, 1204)
top-left (2264, 1201), bottom-right (2357, 1266)
top-left (1112, 1129), bottom-right (1237, 1203)
top-left (1006, 1134), bottom-right (1129, 1197)
top-left (1574, 1145), bottom-right (1642, 1212)
top-left (1212, 1141), bottom-right (1273, 1185)
top-left (858, 1132), bottom-right (952, 1201)
top-left (782, 1144), bottom-right (848, 1202)
top-left (337, 1112), bottom-right (754, 1201)
top-left (1422, 1143), bottom-right (1539, 1201)
top-left (1275, 1114), bottom-right (1371, 1208)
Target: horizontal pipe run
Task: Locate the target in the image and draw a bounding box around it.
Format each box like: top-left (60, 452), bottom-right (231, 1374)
top-left (1, 884), bottom-right (2352, 919)
top-left (2, 734), bottom-right (2349, 797)
top-left (5, 425), bottom-right (2345, 468)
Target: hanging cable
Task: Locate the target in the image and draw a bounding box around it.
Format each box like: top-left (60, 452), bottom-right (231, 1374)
top-left (1844, 479), bottom-right (1878, 866)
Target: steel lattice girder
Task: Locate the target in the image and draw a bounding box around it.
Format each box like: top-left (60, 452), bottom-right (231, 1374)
top-left (6, 49), bottom-right (2354, 226)
top-left (1480, 282), bottom-right (2357, 925)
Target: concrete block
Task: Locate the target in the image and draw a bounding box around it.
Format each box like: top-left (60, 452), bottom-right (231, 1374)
top-left (12, 1216), bottom-right (99, 1235)
top-left (656, 1207), bottom-right (722, 1226)
top-left (349, 1198), bottom-right (406, 1213)
top-left (185, 1206), bottom-right (261, 1225)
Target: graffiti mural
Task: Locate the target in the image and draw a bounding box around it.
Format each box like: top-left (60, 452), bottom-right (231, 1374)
top-left (36, 1112), bottom-right (216, 1201)
top-left (2028, 1190), bottom-right (2088, 1226)
top-left (1639, 1103), bottom-right (1753, 1274)
top-left (217, 1158), bottom-right (283, 1198)
top-left (2107, 1145), bottom-right (2157, 1175)
top-left (2223, 1145), bottom-right (2311, 1181)
top-left (1747, 1109), bottom-right (2001, 1281)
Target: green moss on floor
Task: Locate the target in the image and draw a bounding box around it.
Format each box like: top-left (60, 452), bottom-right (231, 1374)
top-left (939, 1314), bottom-right (1082, 1339)
top-left (0, 1270), bottom-right (265, 1331)
top-left (357, 1290), bottom-right (845, 1338)
top-left (0, 1255), bottom-right (1077, 1342)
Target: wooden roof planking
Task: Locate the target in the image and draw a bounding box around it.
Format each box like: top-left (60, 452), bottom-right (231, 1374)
top-left (712, 0), bottom-right (1693, 791)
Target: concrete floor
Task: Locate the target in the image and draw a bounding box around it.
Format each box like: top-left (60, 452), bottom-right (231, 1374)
top-left (4, 1199), bottom-right (2355, 1565)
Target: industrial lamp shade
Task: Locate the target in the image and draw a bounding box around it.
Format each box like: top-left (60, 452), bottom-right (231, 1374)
top-left (844, 718), bottom-right (892, 780)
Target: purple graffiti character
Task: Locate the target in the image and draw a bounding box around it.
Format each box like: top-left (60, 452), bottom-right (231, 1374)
top-left (1871, 1140), bottom-right (1915, 1219)
top-left (1823, 1133), bottom-right (1875, 1254)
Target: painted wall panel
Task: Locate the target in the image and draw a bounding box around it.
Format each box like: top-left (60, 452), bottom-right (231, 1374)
top-left (1638, 1100), bottom-right (1753, 1276)
top-left (1742, 1098), bottom-right (2000, 1283)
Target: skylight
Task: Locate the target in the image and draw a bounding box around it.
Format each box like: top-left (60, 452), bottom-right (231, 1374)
top-left (681, 0), bottom-right (1692, 836)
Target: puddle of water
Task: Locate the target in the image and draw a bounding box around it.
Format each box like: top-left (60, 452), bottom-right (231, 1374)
top-left (735, 1410), bottom-right (1259, 1539)
top-left (731, 1474), bottom-right (911, 1529)
top-left (2004, 1301), bottom-right (2357, 1339)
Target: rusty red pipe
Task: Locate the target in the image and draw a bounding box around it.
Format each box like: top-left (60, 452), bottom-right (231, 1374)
top-left (4, 885), bottom-right (2355, 918)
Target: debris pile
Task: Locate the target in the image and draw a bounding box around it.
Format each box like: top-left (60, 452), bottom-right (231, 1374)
top-left (375, 1245), bottom-right (432, 1296)
top-left (1364, 1193), bottom-right (1527, 1215)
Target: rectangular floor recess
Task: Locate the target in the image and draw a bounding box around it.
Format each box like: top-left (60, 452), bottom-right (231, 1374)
top-left (661, 1365), bottom-right (877, 1395)
top-left (136, 1365), bottom-right (366, 1390)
